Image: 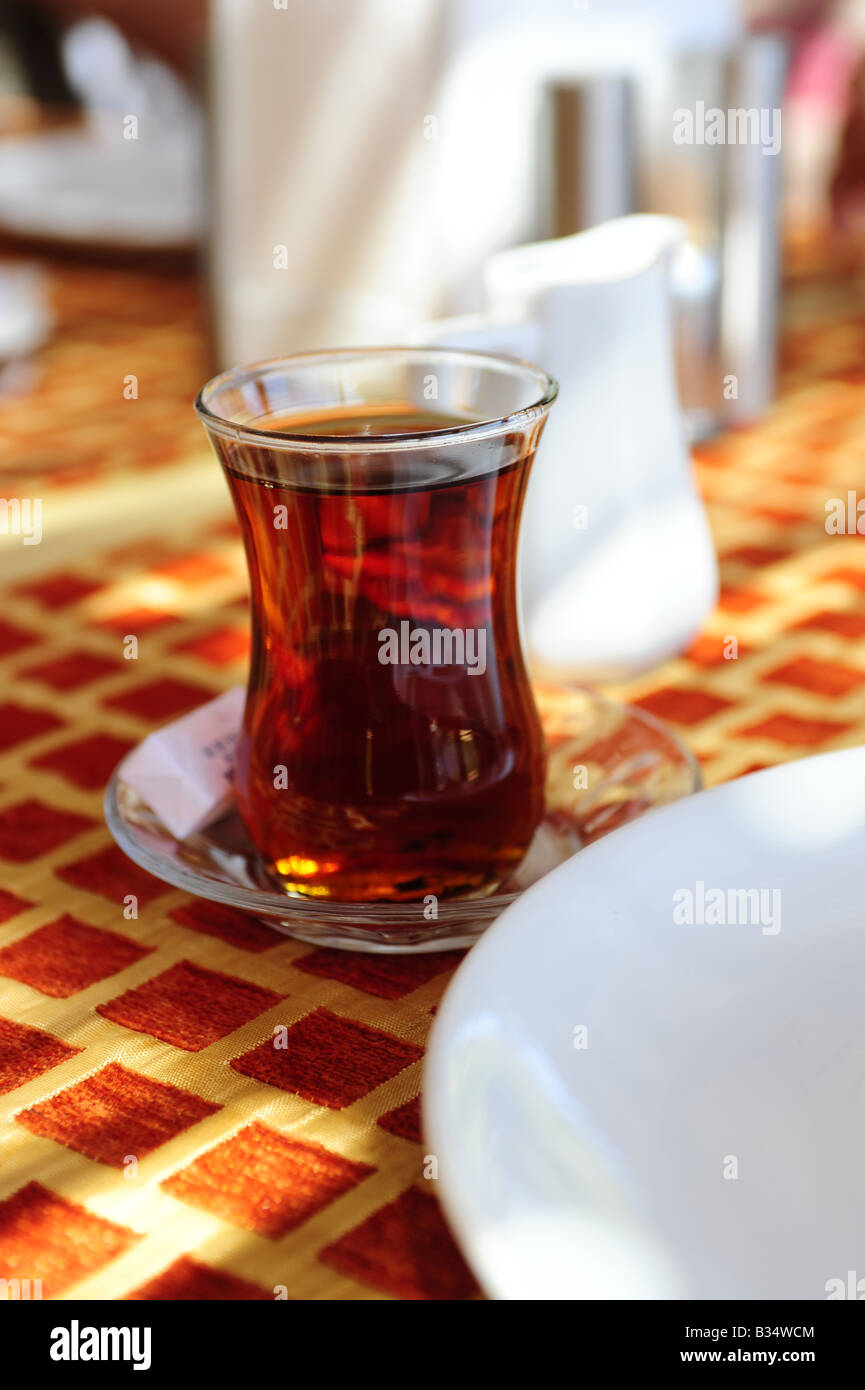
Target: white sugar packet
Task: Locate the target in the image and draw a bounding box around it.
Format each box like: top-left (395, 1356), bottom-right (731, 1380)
top-left (120, 686), bottom-right (245, 840)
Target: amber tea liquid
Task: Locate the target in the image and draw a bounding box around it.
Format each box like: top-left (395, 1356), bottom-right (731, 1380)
top-left (219, 405), bottom-right (546, 902)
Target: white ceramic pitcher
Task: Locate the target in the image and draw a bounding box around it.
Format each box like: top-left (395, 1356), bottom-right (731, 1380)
top-left (414, 214), bottom-right (719, 683)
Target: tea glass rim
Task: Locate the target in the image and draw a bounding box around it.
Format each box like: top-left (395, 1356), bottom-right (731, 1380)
top-left (194, 346), bottom-right (559, 454)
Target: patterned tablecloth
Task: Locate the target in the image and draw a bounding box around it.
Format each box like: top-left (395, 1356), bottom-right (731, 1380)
top-left (1, 246), bottom-right (865, 1301)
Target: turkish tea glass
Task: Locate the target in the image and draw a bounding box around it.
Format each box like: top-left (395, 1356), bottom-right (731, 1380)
top-left (196, 348), bottom-right (557, 906)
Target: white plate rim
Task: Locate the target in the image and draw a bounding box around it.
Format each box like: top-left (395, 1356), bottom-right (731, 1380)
top-left (423, 744), bottom-right (865, 1300)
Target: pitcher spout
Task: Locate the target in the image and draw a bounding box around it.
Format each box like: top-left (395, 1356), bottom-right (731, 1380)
top-left (483, 214), bottom-right (686, 314)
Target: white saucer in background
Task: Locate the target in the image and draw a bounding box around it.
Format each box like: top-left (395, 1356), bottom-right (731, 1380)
top-left (0, 125), bottom-right (201, 250)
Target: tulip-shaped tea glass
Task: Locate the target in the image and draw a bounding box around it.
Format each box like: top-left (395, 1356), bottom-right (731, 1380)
top-left (196, 348), bottom-right (557, 911)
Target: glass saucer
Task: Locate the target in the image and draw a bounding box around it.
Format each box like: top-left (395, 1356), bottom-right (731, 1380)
top-left (104, 684), bottom-right (700, 954)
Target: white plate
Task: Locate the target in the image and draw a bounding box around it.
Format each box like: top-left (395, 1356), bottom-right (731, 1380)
top-left (0, 128), bottom-right (201, 249)
top-left (424, 747), bottom-right (865, 1300)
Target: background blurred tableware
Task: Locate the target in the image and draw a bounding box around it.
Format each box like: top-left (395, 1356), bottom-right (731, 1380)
top-left (204, 2), bottom-right (785, 430)
top-left (105, 684), bottom-right (700, 953)
top-left (425, 745), bottom-right (865, 1300)
top-left (0, 18), bottom-right (202, 249)
top-left (0, 127), bottom-right (200, 249)
top-left (543, 34), bottom-right (787, 437)
top-left (653, 44), bottom-right (730, 440)
top-left (0, 261), bottom-right (51, 363)
top-left (205, 0), bottom-right (743, 367)
top-left (0, 123), bottom-right (201, 249)
top-left (718, 34), bottom-right (788, 427)
top-left (545, 75), bottom-right (637, 236)
top-left (415, 215), bottom-right (719, 682)
top-left (645, 36), bottom-right (786, 436)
